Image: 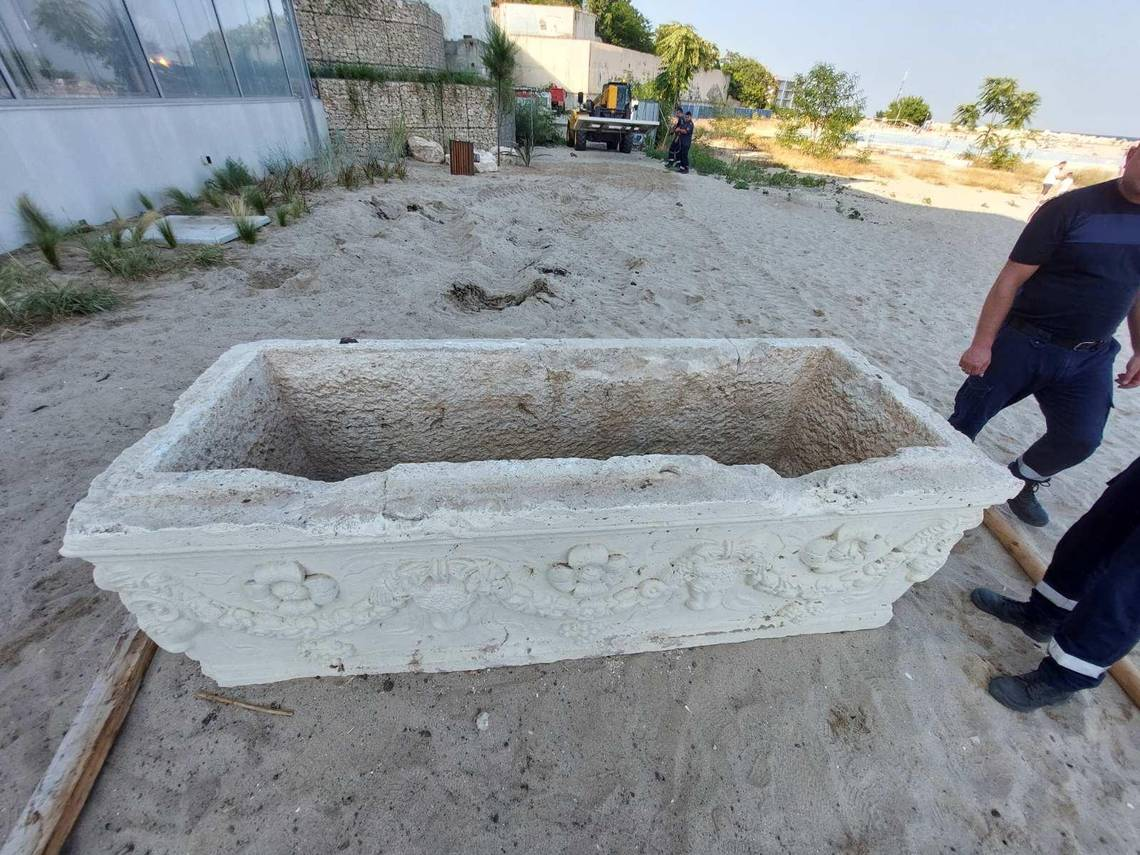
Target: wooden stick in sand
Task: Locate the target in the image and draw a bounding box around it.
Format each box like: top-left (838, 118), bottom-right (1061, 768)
top-left (983, 508), bottom-right (1140, 709)
top-left (193, 691), bottom-right (294, 717)
top-left (1, 627), bottom-right (156, 855)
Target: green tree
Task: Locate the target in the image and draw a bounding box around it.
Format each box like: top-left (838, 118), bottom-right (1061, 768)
top-left (778, 62), bottom-right (865, 156)
top-left (588, 0), bottom-right (654, 53)
top-left (721, 52), bottom-right (775, 109)
top-left (879, 95), bottom-right (931, 126)
top-left (652, 23), bottom-right (720, 143)
top-left (951, 102), bottom-right (980, 130)
top-left (954, 76), bottom-right (1042, 168)
top-left (482, 21), bottom-right (519, 166)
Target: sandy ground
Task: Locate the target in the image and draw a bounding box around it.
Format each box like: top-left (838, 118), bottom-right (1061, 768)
top-left (1, 147), bottom-right (1138, 854)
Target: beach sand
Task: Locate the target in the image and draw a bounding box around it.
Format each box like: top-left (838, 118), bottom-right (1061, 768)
top-left (1, 148), bottom-right (1136, 853)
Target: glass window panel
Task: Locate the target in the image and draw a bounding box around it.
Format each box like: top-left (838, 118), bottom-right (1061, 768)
top-left (213, 0), bottom-right (288, 97)
top-left (0, 0), bottom-right (156, 98)
top-left (266, 0), bottom-right (305, 97)
top-left (123, 0), bottom-right (238, 97)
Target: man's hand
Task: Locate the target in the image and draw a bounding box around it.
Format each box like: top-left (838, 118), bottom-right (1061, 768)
top-left (1117, 353), bottom-right (1140, 389)
top-left (959, 343), bottom-right (992, 376)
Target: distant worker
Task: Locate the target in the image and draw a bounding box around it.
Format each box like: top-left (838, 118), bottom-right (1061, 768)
top-left (950, 143), bottom-right (1140, 526)
top-left (1040, 160), bottom-right (1067, 198)
top-left (665, 107), bottom-right (684, 168)
top-left (674, 110), bottom-right (695, 175)
top-left (970, 456), bottom-right (1140, 711)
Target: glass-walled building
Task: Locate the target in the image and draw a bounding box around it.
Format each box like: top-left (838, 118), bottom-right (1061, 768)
top-left (0, 0), bottom-right (325, 250)
top-left (0, 0), bottom-right (308, 102)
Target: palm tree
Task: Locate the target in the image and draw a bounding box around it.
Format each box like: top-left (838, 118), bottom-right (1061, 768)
top-left (952, 102), bottom-right (980, 130)
top-left (652, 23), bottom-right (719, 144)
top-left (482, 21), bottom-right (519, 166)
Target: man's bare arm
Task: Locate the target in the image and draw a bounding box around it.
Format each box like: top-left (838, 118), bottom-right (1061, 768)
top-left (1116, 296), bottom-right (1140, 389)
top-left (958, 260), bottom-right (1040, 376)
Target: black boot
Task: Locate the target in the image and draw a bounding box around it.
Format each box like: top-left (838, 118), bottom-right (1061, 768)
top-left (988, 670), bottom-right (1075, 712)
top-left (1007, 462), bottom-right (1050, 527)
top-left (970, 588), bottom-right (1060, 642)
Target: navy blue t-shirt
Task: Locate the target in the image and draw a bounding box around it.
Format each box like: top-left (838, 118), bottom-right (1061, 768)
top-left (1008, 180), bottom-right (1140, 341)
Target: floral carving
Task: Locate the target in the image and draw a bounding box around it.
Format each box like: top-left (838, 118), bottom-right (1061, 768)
top-left (800, 524), bottom-right (892, 576)
top-left (548, 544), bottom-right (627, 598)
top-left (383, 557), bottom-right (509, 631)
top-left (244, 562), bottom-right (339, 615)
top-left (495, 544), bottom-right (671, 621)
top-left (677, 536), bottom-right (781, 611)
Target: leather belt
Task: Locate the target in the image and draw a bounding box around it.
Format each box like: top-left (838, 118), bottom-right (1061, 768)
top-left (1006, 317), bottom-right (1105, 352)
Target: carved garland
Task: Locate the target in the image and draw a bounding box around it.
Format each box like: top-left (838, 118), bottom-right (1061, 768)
top-left (95, 512), bottom-right (977, 656)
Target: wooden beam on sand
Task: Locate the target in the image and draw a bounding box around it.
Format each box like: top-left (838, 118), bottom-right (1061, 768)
top-left (983, 508), bottom-right (1140, 709)
top-left (1, 627), bottom-right (156, 855)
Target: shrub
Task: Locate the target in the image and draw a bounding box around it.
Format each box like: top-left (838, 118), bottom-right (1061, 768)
top-left (15, 194), bottom-right (74, 270)
top-left (87, 239), bottom-right (165, 279)
top-left (310, 63), bottom-right (489, 88)
top-left (165, 187), bottom-right (202, 215)
top-left (515, 99), bottom-right (558, 147)
top-left (228, 198), bottom-right (259, 244)
top-left (242, 185), bottom-right (269, 215)
top-left (878, 95), bottom-right (932, 126)
top-left (208, 157), bottom-right (256, 194)
top-left (275, 205), bottom-right (290, 226)
top-left (137, 191), bottom-right (155, 211)
top-left (0, 260), bottom-right (117, 328)
top-left (156, 217), bottom-right (178, 248)
top-left (183, 245), bottom-right (224, 268)
top-left (684, 144), bottom-right (826, 188)
top-left (777, 63), bottom-right (865, 157)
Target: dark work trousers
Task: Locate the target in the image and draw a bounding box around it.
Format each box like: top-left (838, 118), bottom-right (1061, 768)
top-left (678, 139), bottom-right (691, 171)
top-left (1021, 457), bottom-right (1140, 690)
top-left (948, 324), bottom-right (1118, 478)
top-left (667, 136), bottom-right (680, 163)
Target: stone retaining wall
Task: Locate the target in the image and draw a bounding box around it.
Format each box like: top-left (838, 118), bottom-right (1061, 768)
top-left (317, 77), bottom-right (501, 154)
top-left (294, 0), bottom-right (446, 69)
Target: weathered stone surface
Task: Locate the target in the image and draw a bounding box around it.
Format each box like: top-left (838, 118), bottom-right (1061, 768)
top-left (61, 339), bottom-right (1018, 686)
top-left (473, 149), bottom-right (498, 172)
top-left (296, 0), bottom-right (445, 69)
top-left (408, 134), bottom-right (445, 162)
top-left (316, 78), bottom-right (497, 157)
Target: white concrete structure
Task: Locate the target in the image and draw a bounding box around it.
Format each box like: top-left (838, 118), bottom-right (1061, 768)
top-left (62, 339), bottom-right (1017, 686)
top-left (425, 0), bottom-right (491, 40)
top-left (494, 3), bottom-right (729, 101)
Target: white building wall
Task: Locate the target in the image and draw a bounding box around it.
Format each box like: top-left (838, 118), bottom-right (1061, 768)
top-left (494, 4), bottom-right (595, 39)
top-left (0, 98), bottom-right (323, 252)
top-left (425, 0), bottom-right (490, 40)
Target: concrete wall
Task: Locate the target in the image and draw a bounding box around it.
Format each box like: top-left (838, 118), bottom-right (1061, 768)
top-left (0, 98), bottom-right (322, 252)
top-left (494, 4), bottom-right (595, 40)
top-left (425, 0), bottom-right (490, 40)
top-left (511, 35), bottom-right (593, 95)
top-left (511, 37), bottom-right (730, 103)
top-left (318, 77), bottom-right (500, 153)
top-left (294, 0), bottom-right (446, 69)
top-left (445, 35), bottom-right (485, 75)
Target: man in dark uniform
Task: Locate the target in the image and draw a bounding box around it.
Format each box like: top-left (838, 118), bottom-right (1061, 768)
top-left (664, 107), bottom-right (684, 167)
top-left (675, 110), bottom-right (695, 174)
top-left (951, 144), bottom-right (1140, 526)
top-left (970, 456), bottom-right (1140, 711)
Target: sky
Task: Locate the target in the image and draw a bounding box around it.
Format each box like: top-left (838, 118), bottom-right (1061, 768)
top-left (637, 0), bottom-right (1139, 138)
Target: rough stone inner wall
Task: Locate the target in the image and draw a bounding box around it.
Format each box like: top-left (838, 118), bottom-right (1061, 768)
top-left (777, 350), bottom-right (939, 477)
top-left (159, 345), bottom-right (940, 482)
top-left (159, 353), bottom-right (314, 476)
top-left (318, 77), bottom-right (499, 154)
top-left (294, 0), bottom-right (446, 69)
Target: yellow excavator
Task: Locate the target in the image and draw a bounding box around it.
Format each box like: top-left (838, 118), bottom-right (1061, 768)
top-left (566, 81), bottom-right (658, 153)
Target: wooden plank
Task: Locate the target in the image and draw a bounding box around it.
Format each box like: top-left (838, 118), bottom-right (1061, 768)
top-left (983, 508), bottom-right (1140, 709)
top-left (1, 627), bottom-right (156, 855)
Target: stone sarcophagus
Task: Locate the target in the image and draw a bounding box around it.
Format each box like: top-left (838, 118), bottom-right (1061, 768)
top-left (62, 339), bottom-right (1017, 685)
